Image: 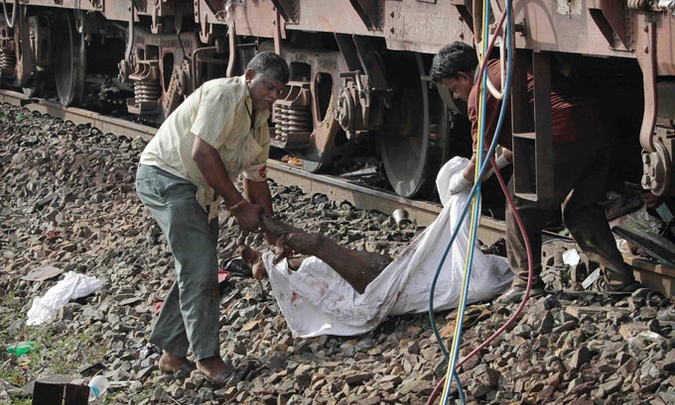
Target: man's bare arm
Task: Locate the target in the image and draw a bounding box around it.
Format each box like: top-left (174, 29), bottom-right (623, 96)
top-left (191, 136), bottom-right (262, 231)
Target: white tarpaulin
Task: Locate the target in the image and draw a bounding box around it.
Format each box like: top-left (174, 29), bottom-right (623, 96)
top-left (265, 157), bottom-right (513, 337)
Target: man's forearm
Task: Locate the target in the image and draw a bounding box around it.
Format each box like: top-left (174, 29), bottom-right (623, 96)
top-left (191, 136), bottom-right (266, 231)
top-left (191, 137), bottom-right (244, 206)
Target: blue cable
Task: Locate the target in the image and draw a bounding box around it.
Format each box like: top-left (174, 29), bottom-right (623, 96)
top-left (429, 1), bottom-right (514, 403)
top-left (439, 4), bottom-right (493, 404)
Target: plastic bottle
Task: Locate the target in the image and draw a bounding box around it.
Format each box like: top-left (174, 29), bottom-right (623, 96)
top-left (87, 375), bottom-right (109, 402)
top-left (6, 341), bottom-right (34, 356)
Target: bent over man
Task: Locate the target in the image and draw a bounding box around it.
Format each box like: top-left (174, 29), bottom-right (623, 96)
top-left (430, 42), bottom-right (639, 304)
top-left (135, 52), bottom-right (289, 385)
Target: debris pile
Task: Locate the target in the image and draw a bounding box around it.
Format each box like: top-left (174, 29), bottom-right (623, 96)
top-left (1, 104), bottom-right (674, 404)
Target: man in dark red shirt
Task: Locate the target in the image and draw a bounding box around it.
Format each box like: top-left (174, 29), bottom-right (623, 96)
top-left (430, 42), bottom-right (639, 303)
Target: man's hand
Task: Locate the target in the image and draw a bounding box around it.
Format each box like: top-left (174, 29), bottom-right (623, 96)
top-left (192, 138), bottom-right (270, 232)
top-left (230, 200), bottom-right (263, 232)
top-left (448, 171), bottom-right (472, 194)
top-left (449, 153), bottom-right (478, 195)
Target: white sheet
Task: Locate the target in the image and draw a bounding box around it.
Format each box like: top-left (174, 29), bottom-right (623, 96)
top-left (265, 157), bottom-right (512, 337)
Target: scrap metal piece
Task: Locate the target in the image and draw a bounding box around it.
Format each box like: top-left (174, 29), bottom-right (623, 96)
top-left (582, 268), bottom-right (602, 290)
top-left (613, 216), bottom-right (675, 266)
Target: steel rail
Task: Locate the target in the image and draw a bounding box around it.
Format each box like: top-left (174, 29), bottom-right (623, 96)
top-left (0, 91), bottom-right (157, 141)
top-left (0, 91), bottom-right (442, 221)
top-left (0, 89), bottom-right (505, 240)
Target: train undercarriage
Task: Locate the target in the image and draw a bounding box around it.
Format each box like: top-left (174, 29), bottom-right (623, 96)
top-left (0, 0), bottom-right (673, 204)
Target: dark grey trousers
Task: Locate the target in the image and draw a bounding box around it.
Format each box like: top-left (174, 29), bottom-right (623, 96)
top-left (135, 164), bottom-right (220, 360)
top-left (505, 138), bottom-right (635, 291)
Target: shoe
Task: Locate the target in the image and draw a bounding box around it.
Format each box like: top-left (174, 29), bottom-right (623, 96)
top-left (495, 286), bottom-right (545, 305)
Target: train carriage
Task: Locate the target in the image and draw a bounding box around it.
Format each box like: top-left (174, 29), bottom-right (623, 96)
top-left (0, 0), bottom-right (673, 202)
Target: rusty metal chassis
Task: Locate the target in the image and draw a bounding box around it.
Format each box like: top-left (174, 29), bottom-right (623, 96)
top-left (2, 0), bottom-right (674, 198)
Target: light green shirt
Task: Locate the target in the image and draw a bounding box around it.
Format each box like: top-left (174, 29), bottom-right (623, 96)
top-left (140, 75), bottom-right (270, 218)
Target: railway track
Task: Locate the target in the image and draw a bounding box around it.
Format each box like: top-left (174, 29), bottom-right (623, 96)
top-left (0, 88), bottom-right (506, 242)
top-left (2, 89), bottom-right (674, 297)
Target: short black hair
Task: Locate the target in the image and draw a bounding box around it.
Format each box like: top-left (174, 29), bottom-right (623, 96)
top-left (247, 52), bottom-right (290, 84)
top-left (430, 42), bottom-right (478, 83)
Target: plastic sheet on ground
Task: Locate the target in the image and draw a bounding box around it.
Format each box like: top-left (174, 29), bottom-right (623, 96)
top-left (265, 157), bottom-right (513, 337)
top-left (26, 271), bottom-right (102, 325)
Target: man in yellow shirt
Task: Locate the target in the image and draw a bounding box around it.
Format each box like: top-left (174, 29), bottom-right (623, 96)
top-left (135, 52), bottom-right (289, 386)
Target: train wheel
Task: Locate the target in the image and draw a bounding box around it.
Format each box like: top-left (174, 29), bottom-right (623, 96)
top-left (378, 53), bottom-right (453, 198)
top-left (53, 11), bottom-right (85, 106)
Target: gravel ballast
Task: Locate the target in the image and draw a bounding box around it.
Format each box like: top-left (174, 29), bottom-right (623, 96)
top-left (1, 104), bottom-right (674, 405)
